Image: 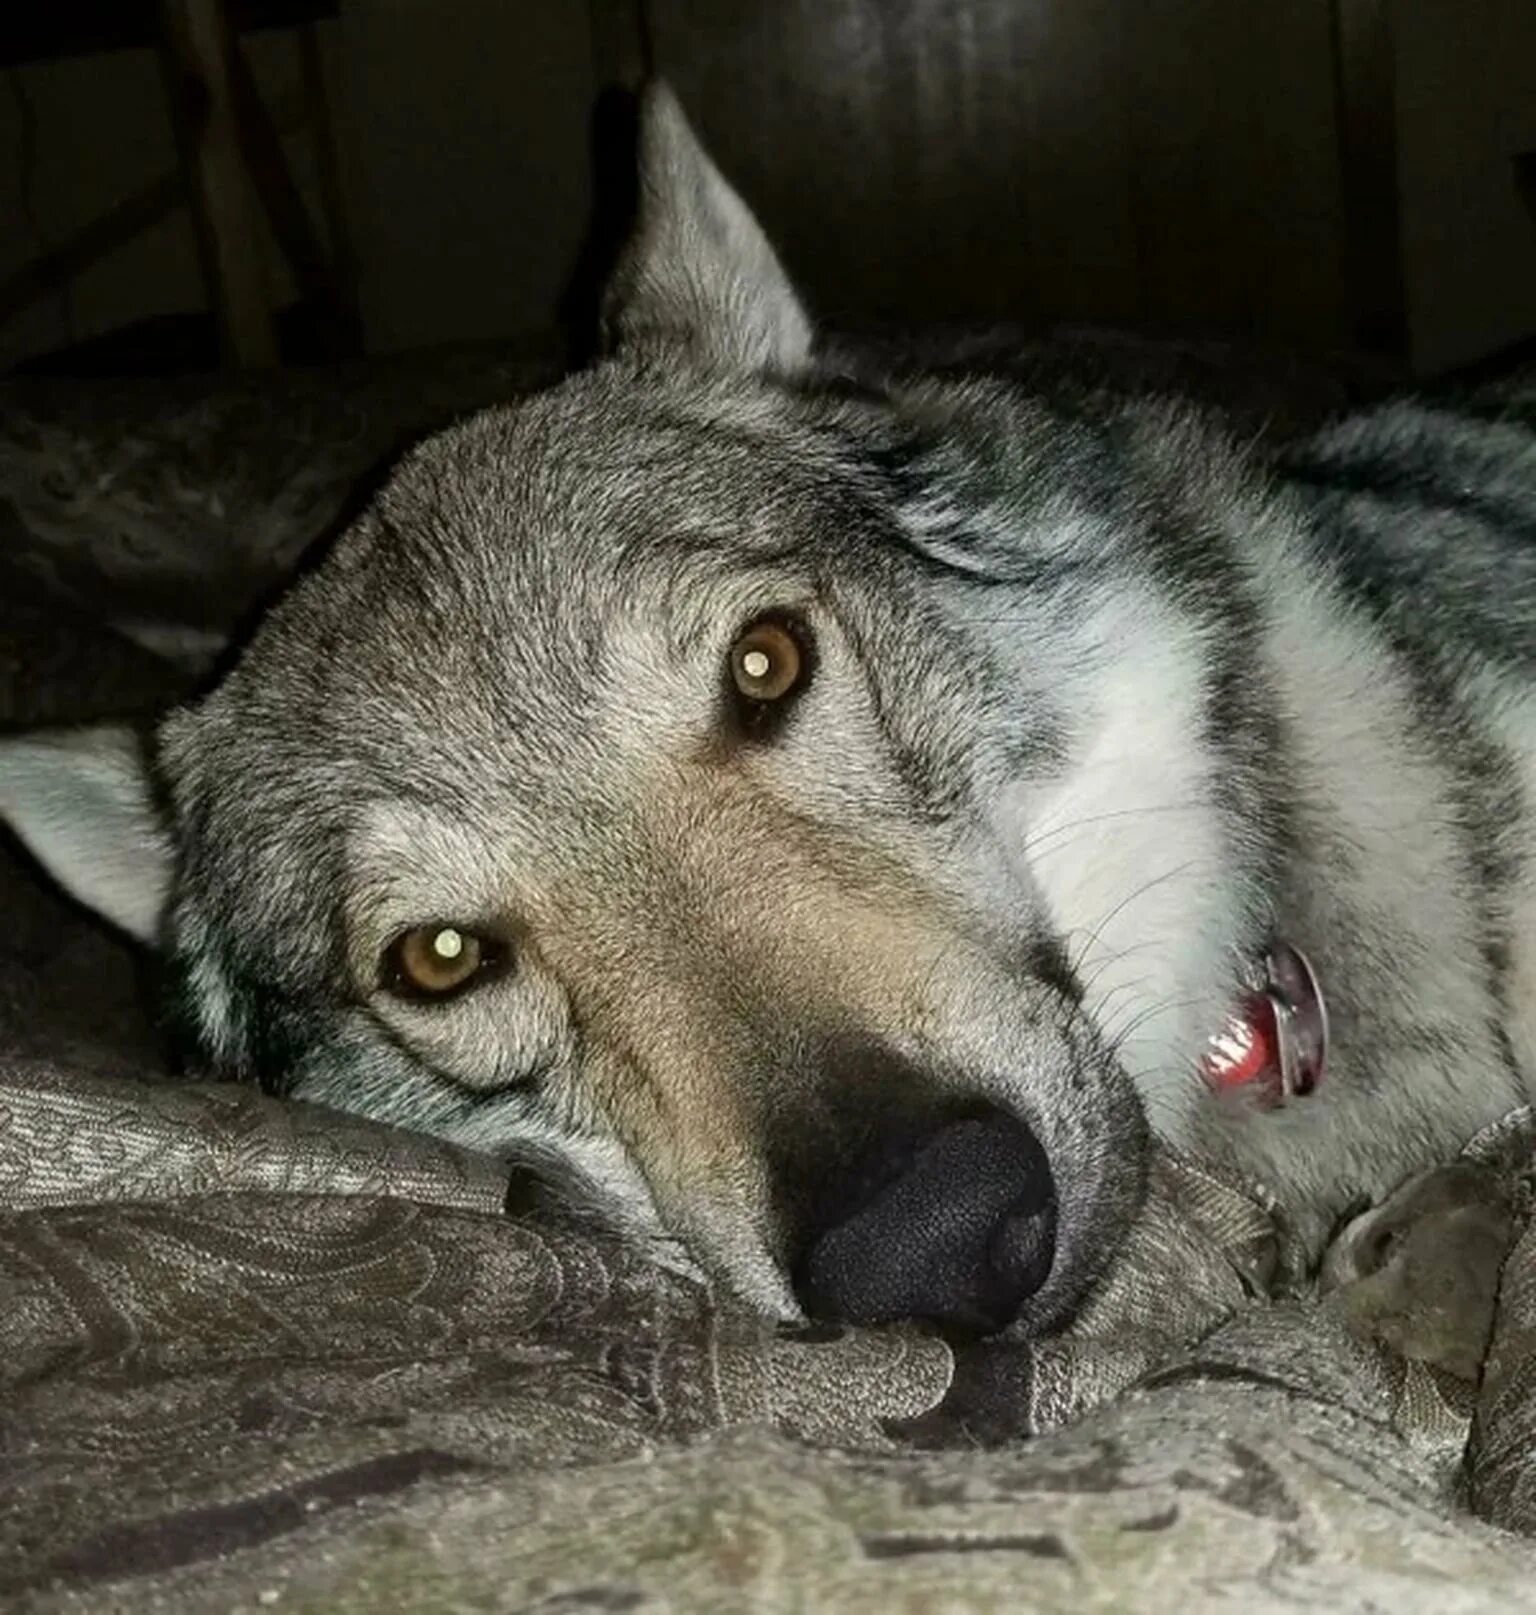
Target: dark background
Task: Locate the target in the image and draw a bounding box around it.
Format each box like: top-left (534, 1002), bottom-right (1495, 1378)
top-left (2, 0), bottom-right (1535, 382)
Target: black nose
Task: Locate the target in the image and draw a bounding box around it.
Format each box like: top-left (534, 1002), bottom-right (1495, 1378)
top-left (793, 1104), bottom-right (1057, 1335)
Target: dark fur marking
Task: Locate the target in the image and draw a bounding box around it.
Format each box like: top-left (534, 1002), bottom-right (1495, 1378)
top-left (1285, 466), bottom-right (1528, 1096)
top-left (160, 934), bottom-right (307, 1098)
top-left (816, 583), bottom-right (973, 826)
top-left (1285, 442), bottom-right (1536, 556)
top-left (1027, 934), bottom-right (1086, 1007)
top-left (1127, 477), bottom-right (1297, 949)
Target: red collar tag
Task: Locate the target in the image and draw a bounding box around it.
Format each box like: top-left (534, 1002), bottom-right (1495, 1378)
top-left (1202, 942), bottom-right (1328, 1109)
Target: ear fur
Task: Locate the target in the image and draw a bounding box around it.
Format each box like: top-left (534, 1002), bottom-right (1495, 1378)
top-left (0, 724), bottom-right (174, 945)
top-left (602, 80), bottom-right (813, 373)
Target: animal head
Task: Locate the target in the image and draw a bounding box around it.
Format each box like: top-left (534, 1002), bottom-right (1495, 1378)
top-left (1, 85), bottom-right (1154, 1336)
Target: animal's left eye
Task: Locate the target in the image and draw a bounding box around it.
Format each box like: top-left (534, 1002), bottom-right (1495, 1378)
top-left (730, 617), bottom-right (808, 705)
top-left (384, 924), bottom-right (502, 1001)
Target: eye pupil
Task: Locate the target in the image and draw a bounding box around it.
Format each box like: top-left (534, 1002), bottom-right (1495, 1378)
top-left (432, 927), bottom-right (464, 961)
top-left (741, 649), bottom-right (771, 680)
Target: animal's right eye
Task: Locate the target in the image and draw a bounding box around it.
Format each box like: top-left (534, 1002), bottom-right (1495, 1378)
top-left (383, 924), bottom-right (503, 1001)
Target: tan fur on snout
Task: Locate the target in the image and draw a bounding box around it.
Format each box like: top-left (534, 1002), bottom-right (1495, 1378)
top-left (521, 760), bottom-right (983, 1284)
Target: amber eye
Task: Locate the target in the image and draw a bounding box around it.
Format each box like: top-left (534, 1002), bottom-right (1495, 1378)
top-left (385, 924), bottom-right (497, 1001)
top-left (730, 619), bottom-right (804, 704)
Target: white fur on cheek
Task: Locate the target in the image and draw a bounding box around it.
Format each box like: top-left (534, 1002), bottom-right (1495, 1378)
top-left (995, 591), bottom-right (1243, 1132)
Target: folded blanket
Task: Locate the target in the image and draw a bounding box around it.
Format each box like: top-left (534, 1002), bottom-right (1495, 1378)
top-left (4, 1043), bottom-right (1536, 1612)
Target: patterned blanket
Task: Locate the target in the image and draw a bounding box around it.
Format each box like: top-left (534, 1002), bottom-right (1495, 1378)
top-left (4, 344), bottom-right (1534, 1613)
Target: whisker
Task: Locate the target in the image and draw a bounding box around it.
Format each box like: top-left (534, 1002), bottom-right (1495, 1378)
top-left (1105, 993), bottom-right (1207, 1056)
top-left (1081, 973), bottom-right (1153, 1026)
top-left (1017, 799), bottom-right (1207, 872)
top-left (1076, 947), bottom-right (1155, 999)
top-left (1062, 857), bottom-right (1209, 971)
top-left (1069, 926), bottom-right (1162, 988)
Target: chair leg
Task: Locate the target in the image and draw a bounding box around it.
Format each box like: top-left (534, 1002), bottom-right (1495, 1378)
top-left (158, 0), bottom-right (278, 368)
top-left (228, 36), bottom-right (362, 358)
top-left (299, 23), bottom-right (362, 342)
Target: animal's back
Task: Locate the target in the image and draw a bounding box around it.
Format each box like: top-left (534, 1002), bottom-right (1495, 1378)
top-left (1278, 368), bottom-right (1536, 678)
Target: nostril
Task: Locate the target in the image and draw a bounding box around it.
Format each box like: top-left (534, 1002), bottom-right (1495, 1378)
top-left (988, 1201), bottom-right (1057, 1298)
top-left (793, 1104), bottom-right (1057, 1334)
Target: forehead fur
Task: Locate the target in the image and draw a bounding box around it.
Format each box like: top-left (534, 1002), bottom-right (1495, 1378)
top-left (155, 358), bottom-right (904, 923)
top-left (172, 364), bottom-right (866, 739)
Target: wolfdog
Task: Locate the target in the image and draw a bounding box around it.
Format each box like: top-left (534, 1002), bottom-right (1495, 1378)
top-left (3, 85), bottom-right (1534, 1337)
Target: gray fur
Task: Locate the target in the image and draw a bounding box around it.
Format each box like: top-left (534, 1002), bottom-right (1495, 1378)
top-left (3, 84), bottom-right (1533, 1330)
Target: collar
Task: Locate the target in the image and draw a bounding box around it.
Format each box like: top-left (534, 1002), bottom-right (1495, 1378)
top-left (1202, 941), bottom-right (1329, 1109)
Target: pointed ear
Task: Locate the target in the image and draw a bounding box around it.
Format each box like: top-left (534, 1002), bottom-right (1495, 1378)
top-left (0, 724), bottom-right (174, 946)
top-left (602, 80), bottom-right (813, 373)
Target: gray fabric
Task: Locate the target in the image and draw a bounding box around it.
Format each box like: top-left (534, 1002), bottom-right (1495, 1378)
top-left (0, 346), bottom-right (563, 673)
top-left (4, 1061), bottom-right (1536, 1612)
top-left (5, 348), bottom-right (1535, 1612)
top-left (0, 1055), bottom-right (510, 1216)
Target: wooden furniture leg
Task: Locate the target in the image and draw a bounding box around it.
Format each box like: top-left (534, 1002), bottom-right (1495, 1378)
top-left (158, 0), bottom-right (278, 368)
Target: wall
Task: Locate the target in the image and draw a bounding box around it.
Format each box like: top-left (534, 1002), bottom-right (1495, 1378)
top-left (1392, 0), bottom-right (1536, 372)
top-left (624, 0), bottom-right (1352, 351)
top-left (330, 0), bottom-right (593, 354)
top-left (1, 1), bottom-right (1533, 375)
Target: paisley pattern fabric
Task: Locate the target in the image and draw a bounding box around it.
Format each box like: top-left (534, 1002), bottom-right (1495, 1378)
top-left (5, 347), bottom-right (1536, 1613)
top-left (4, 1068), bottom-right (1536, 1613)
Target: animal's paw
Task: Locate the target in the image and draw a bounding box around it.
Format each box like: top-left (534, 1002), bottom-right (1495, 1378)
top-left (1318, 1162), bottom-right (1515, 1383)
